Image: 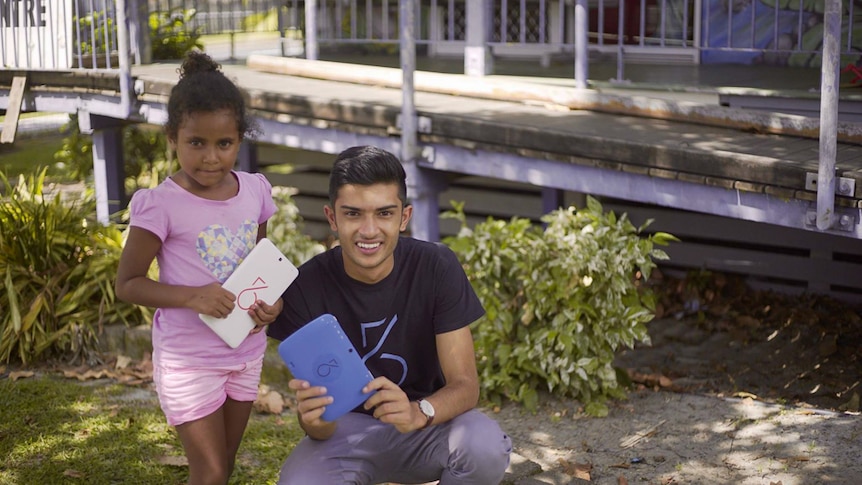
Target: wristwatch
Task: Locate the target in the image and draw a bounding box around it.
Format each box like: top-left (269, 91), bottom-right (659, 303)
top-left (417, 399), bottom-right (435, 429)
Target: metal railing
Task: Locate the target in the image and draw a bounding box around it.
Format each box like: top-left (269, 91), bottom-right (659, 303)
top-left (3, 1), bottom-right (859, 72)
top-left (0, 0), bottom-right (122, 70)
top-left (301, 0), bottom-right (862, 69)
top-left (147, 0), bottom-right (284, 34)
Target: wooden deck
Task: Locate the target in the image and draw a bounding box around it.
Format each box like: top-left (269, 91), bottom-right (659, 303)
top-left (129, 58), bottom-right (862, 212)
top-left (3, 58), bottom-right (862, 300)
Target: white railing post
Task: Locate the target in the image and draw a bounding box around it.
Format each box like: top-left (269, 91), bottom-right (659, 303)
top-left (305, 0), bottom-right (318, 60)
top-left (574, 0), bottom-right (588, 89)
top-left (465, 0), bottom-right (493, 76)
top-left (116, 0), bottom-right (133, 117)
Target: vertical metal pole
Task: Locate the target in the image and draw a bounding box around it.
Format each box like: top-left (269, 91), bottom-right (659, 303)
top-left (817, 0), bottom-right (841, 231)
top-left (305, 0), bottom-right (319, 60)
top-left (615, 0), bottom-right (625, 82)
top-left (400, 0), bottom-right (439, 241)
top-left (574, 0), bottom-right (588, 89)
top-left (116, 0), bottom-right (133, 117)
top-left (401, 0), bottom-right (417, 163)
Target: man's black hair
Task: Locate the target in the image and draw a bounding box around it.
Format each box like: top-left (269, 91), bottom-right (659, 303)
top-left (329, 146), bottom-right (408, 206)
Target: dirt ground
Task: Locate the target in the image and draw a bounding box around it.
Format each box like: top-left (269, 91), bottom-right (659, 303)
top-left (497, 272), bottom-right (862, 484)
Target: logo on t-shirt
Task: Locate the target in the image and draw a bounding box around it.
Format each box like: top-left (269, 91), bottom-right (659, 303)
top-left (361, 315), bottom-right (407, 385)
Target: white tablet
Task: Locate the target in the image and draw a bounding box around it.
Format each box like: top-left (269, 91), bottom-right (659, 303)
top-left (199, 238), bottom-right (298, 348)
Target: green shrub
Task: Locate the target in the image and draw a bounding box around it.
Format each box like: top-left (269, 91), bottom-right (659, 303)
top-left (0, 169), bottom-right (151, 365)
top-left (75, 11), bottom-right (115, 55)
top-left (52, 115), bottom-right (93, 181)
top-left (268, 185), bottom-right (326, 266)
top-left (150, 8), bottom-right (203, 60)
top-left (444, 196), bottom-right (677, 416)
top-left (54, 117), bottom-right (173, 191)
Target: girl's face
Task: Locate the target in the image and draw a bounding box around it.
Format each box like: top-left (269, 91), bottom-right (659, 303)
top-left (168, 109), bottom-right (241, 196)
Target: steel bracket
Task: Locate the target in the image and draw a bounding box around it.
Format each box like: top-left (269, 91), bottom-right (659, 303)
top-left (804, 205), bottom-right (858, 232)
top-left (805, 172), bottom-right (856, 197)
top-left (395, 115), bottom-right (432, 134)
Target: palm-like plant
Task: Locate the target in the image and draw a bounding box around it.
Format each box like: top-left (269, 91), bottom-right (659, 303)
top-left (0, 169), bottom-right (150, 364)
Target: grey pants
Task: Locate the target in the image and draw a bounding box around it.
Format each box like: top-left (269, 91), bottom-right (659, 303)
top-left (277, 409), bottom-right (512, 484)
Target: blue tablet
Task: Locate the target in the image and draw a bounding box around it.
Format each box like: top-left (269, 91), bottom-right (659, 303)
top-left (277, 313), bottom-right (376, 421)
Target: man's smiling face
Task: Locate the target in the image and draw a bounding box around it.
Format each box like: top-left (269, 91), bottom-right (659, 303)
top-left (324, 182), bottom-right (412, 284)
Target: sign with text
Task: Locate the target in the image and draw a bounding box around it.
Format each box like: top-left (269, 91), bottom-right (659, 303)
top-left (1, 0), bottom-right (72, 69)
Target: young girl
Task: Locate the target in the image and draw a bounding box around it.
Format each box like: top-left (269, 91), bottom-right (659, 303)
top-left (115, 51), bottom-right (280, 484)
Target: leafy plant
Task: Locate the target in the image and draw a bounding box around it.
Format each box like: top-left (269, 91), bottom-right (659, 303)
top-left (54, 116), bottom-right (171, 190)
top-left (0, 169), bottom-right (150, 364)
top-left (267, 185), bottom-right (326, 266)
top-left (76, 11), bottom-right (115, 55)
top-left (53, 115), bottom-right (93, 181)
top-left (149, 8), bottom-right (204, 60)
top-left (444, 196), bottom-right (677, 416)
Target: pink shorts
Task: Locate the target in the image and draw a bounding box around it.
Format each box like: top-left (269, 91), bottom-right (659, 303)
top-left (153, 355), bottom-right (264, 426)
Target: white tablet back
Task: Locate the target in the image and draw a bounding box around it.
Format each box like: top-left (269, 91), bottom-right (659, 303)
top-left (199, 238), bottom-right (298, 348)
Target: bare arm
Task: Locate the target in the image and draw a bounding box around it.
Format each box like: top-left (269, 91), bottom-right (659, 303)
top-left (419, 326), bottom-right (480, 423)
top-left (363, 325), bottom-right (480, 433)
top-left (115, 226), bottom-right (236, 317)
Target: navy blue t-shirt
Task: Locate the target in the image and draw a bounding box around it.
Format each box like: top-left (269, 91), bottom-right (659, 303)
top-left (269, 236), bottom-right (485, 407)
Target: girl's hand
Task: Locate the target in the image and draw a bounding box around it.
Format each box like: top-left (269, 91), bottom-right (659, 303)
top-left (248, 298), bottom-right (283, 334)
top-left (190, 282), bottom-right (236, 317)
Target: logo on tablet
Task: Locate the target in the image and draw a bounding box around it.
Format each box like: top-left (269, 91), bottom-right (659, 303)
top-left (312, 353), bottom-right (342, 382)
top-left (236, 277), bottom-right (268, 310)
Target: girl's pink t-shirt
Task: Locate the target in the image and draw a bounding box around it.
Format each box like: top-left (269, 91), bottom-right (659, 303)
top-left (129, 171), bottom-right (277, 366)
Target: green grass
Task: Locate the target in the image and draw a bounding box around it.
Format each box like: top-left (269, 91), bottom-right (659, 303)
top-left (0, 135), bottom-right (67, 181)
top-left (0, 373), bottom-right (305, 484)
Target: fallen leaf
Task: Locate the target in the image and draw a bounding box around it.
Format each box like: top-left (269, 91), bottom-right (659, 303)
top-left (736, 315), bottom-right (760, 328)
top-left (9, 370), bottom-right (34, 381)
top-left (819, 334), bottom-right (838, 357)
top-left (839, 392), bottom-right (860, 413)
top-left (0, 365), bottom-right (6, 374)
top-left (618, 476), bottom-right (629, 485)
top-left (620, 420), bottom-right (666, 449)
top-left (254, 389), bottom-right (285, 414)
top-left (558, 458), bottom-right (592, 480)
top-left (780, 456), bottom-right (810, 463)
top-left (157, 455), bottom-right (188, 467)
top-left (115, 355), bottom-right (132, 370)
top-left (63, 469), bottom-right (85, 478)
top-left (769, 481), bottom-right (783, 485)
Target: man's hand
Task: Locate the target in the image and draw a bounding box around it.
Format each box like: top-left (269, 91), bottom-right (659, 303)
top-left (289, 378), bottom-right (337, 440)
top-left (362, 377), bottom-right (423, 433)
top-left (248, 298), bottom-right (283, 334)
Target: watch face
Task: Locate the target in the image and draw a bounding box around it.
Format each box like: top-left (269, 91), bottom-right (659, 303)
top-left (419, 399), bottom-right (435, 417)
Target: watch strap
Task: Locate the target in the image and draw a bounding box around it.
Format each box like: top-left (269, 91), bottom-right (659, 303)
top-left (417, 400), bottom-right (434, 429)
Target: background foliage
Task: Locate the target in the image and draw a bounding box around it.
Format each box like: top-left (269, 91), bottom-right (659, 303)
top-left (2, 121), bottom-right (323, 365)
top-left (149, 8), bottom-right (204, 60)
top-left (445, 197), bottom-right (677, 416)
top-left (0, 170), bottom-right (150, 365)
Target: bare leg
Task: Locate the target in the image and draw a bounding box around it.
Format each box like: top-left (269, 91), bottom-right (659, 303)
top-left (222, 397), bottom-right (254, 477)
top-left (175, 398), bottom-right (253, 485)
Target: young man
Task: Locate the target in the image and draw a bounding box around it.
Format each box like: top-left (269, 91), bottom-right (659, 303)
top-left (268, 145), bottom-right (512, 484)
